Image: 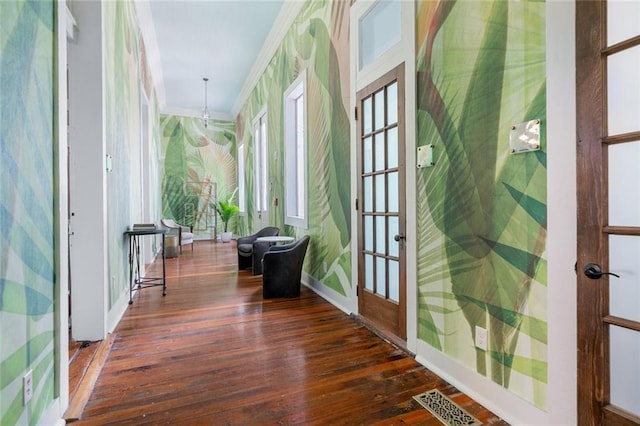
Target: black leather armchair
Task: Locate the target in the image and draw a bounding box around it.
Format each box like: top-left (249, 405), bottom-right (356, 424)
top-left (237, 226), bottom-right (279, 271)
top-left (262, 235), bottom-right (310, 298)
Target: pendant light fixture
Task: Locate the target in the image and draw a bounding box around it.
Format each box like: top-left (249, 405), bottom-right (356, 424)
top-left (202, 77), bottom-right (210, 128)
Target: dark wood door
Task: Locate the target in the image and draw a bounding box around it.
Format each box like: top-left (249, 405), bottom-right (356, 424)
top-left (356, 64), bottom-right (406, 340)
top-left (576, 1), bottom-right (640, 424)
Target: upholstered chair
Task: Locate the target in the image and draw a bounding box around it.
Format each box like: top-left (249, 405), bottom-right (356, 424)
top-left (161, 218), bottom-right (194, 253)
top-left (236, 226), bottom-right (280, 271)
top-left (262, 235), bottom-right (310, 298)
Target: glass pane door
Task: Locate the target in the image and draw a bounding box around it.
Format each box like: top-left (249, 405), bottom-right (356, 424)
top-left (361, 82), bottom-right (400, 301)
top-left (357, 64), bottom-right (406, 340)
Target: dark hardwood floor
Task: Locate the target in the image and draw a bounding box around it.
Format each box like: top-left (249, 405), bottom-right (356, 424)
top-left (70, 240), bottom-right (507, 425)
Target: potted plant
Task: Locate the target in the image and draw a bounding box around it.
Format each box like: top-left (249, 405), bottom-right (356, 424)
top-left (213, 190), bottom-right (239, 243)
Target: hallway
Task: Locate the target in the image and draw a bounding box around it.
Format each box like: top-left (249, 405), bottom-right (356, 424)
top-left (69, 240), bottom-right (506, 425)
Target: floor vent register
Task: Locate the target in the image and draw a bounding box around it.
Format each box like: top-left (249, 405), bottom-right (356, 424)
top-left (413, 389), bottom-right (483, 426)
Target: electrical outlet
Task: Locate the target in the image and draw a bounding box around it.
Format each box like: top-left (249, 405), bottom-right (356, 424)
top-left (23, 370), bottom-right (33, 405)
top-left (322, 261), bottom-right (328, 273)
top-left (475, 326), bottom-right (488, 351)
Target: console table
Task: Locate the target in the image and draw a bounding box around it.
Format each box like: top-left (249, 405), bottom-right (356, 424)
top-left (124, 228), bottom-right (167, 304)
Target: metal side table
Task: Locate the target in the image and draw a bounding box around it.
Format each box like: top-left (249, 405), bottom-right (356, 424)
top-left (124, 228), bottom-right (167, 304)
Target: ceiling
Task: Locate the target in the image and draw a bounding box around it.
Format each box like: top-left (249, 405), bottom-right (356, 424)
top-left (137, 0), bottom-right (285, 119)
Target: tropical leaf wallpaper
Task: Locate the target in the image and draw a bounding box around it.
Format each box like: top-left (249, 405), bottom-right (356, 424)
top-left (1, 1), bottom-right (55, 424)
top-left (160, 115), bottom-right (237, 238)
top-left (235, 0), bottom-right (352, 296)
top-left (0, 0), bottom-right (552, 423)
top-left (416, 0), bottom-right (547, 408)
top-left (104, 0), bottom-right (161, 307)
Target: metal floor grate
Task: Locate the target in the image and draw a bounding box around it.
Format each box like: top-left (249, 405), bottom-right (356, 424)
top-left (413, 389), bottom-right (482, 426)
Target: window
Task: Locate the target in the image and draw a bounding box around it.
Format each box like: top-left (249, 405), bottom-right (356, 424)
top-left (253, 110), bottom-right (268, 214)
top-left (238, 144), bottom-right (245, 214)
top-left (359, 0), bottom-right (402, 70)
top-left (284, 71), bottom-right (307, 228)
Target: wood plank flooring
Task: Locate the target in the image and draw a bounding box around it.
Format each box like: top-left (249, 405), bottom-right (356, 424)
top-left (71, 240), bottom-right (508, 425)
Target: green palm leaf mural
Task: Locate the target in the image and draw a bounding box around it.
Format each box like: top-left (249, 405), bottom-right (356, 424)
top-left (1, 1), bottom-right (55, 423)
top-left (103, 0), bottom-right (158, 305)
top-left (160, 115), bottom-right (237, 236)
top-left (234, 1), bottom-right (352, 296)
top-left (416, 0), bottom-right (547, 408)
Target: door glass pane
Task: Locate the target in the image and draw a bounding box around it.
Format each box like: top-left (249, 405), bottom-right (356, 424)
top-left (376, 257), bottom-right (386, 296)
top-left (364, 215), bottom-right (373, 251)
top-left (376, 216), bottom-right (386, 254)
top-left (388, 127), bottom-right (398, 168)
top-left (375, 90), bottom-right (385, 130)
top-left (365, 254), bottom-right (374, 291)
top-left (609, 235), bottom-right (640, 322)
top-left (375, 174), bottom-right (385, 212)
top-left (610, 325), bottom-right (640, 416)
top-left (608, 1), bottom-right (640, 47)
top-left (388, 216), bottom-right (399, 257)
top-left (388, 259), bottom-right (399, 302)
top-left (364, 176), bottom-right (372, 212)
top-left (609, 141), bottom-right (640, 227)
top-left (388, 172), bottom-right (398, 212)
top-left (375, 133), bottom-right (385, 171)
top-left (608, 46), bottom-right (640, 135)
top-left (363, 97), bottom-right (373, 135)
top-left (387, 82), bottom-right (398, 125)
top-left (363, 136), bottom-right (373, 173)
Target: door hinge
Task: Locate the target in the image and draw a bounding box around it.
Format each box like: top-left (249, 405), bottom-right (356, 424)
top-left (356, 286), bottom-right (359, 296)
top-left (354, 106), bottom-right (358, 121)
top-left (355, 198), bottom-right (359, 211)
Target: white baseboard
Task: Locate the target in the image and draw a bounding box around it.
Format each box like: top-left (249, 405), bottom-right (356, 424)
top-left (302, 272), bottom-right (355, 315)
top-left (39, 398), bottom-right (67, 426)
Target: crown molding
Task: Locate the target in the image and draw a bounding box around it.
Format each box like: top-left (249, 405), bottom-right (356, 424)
top-left (230, 1), bottom-right (305, 117)
top-left (134, 0), bottom-right (166, 109)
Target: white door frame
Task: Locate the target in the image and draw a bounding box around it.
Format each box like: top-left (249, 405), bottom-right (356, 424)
top-left (67, 0), bottom-right (109, 342)
top-left (350, 0), bottom-right (417, 352)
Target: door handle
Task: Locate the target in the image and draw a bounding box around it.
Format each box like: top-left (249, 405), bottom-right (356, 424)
top-left (394, 233), bottom-right (405, 242)
top-left (582, 263), bottom-right (620, 280)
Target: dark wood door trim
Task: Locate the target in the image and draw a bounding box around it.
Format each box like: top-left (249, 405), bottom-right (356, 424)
top-left (576, 1), bottom-right (607, 424)
top-left (576, 2), bottom-right (640, 424)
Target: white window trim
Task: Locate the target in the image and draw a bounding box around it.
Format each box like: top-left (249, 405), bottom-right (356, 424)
top-left (238, 143), bottom-right (246, 215)
top-left (284, 70), bottom-right (308, 229)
